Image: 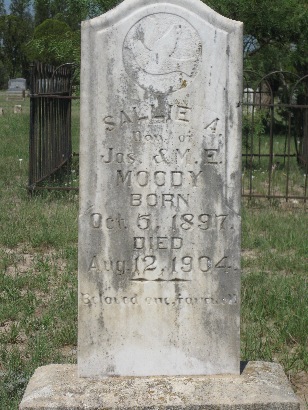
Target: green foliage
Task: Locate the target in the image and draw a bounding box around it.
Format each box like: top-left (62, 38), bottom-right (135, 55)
top-left (33, 18), bottom-right (71, 38)
top-left (87, 0), bottom-right (122, 17)
top-left (0, 14), bottom-right (33, 78)
top-left (1, 0), bottom-right (307, 91)
top-left (32, 0), bottom-right (121, 29)
top-left (33, 0), bottom-right (50, 25)
top-left (0, 0), bottom-right (5, 15)
top-left (0, 59), bottom-right (9, 89)
top-left (205, 0), bottom-right (308, 75)
top-left (26, 19), bottom-right (80, 65)
top-left (28, 0), bottom-right (122, 67)
top-left (9, 0), bottom-right (32, 19)
top-left (34, 0), bottom-right (90, 29)
top-left (291, 30), bottom-right (308, 76)
top-left (0, 1), bottom-right (33, 83)
top-left (242, 110), bottom-right (267, 152)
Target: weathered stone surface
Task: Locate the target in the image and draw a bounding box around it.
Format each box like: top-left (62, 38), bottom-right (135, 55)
top-left (7, 78), bottom-right (26, 101)
top-left (79, 0), bottom-right (243, 377)
top-left (19, 361), bottom-right (300, 409)
top-left (13, 104), bottom-right (22, 113)
top-left (8, 78), bottom-right (26, 91)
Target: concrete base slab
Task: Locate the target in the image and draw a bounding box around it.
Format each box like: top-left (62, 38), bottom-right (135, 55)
top-left (19, 361), bottom-right (300, 409)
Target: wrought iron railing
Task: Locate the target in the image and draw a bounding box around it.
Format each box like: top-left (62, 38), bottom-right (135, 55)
top-left (28, 62), bottom-right (78, 192)
top-left (242, 71), bottom-right (308, 203)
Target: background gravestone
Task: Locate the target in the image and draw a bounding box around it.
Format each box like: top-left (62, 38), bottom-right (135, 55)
top-left (79, 0), bottom-right (243, 377)
top-left (8, 78), bottom-right (26, 91)
top-left (14, 104), bottom-right (22, 114)
top-left (7, 78), bottom-right (26, 100)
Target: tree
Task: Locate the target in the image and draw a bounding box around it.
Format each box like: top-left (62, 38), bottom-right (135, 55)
top-left (0, 0), bottom-right (33, 84)
top-left (0, 0), bottom-right (5, 16)
top-left (205, 0), bottom-right (308, 76)
top-left (33, 0), bottom-right (51, 26)
top-left (84, 0), bottom-right (308, 76)
top-left (9, 0), bottom-right (32, 19)
top-left (25, 19), bottom-right (80, 65)
top-left (34, 0), bottom-right (86, 30)
top-left (50, 0), bottom-right (89, 30)
top-left (30, 0), bottom-right (121, 69)
top-left (86, 0), bottom-right (121, 17)
top-left (0, 14), bottom-right (33, 78)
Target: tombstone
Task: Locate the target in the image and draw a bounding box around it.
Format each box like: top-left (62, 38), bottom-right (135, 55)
top-left (13, 105), bottom-right (22, 114)
top-left (8, 78), bottom-right (26, 91)
top-left (20, 0), bottom-right (300, 408)
top-left (78, 0), bottom-right (243, 378)
top-left (7, 78), bottom-right (26, 101)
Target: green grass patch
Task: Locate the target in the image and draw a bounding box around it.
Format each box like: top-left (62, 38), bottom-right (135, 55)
top-left (241, 204), bottom-right (308, 377)
top-left (241, 272), bottom-right (307, 372)
top-left (0, 98), bottom-right (79, 408)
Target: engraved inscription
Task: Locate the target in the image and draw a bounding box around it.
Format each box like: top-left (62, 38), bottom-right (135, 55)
top-left (91, 213), bottom-right (102, 228)
top-left (136, 213), bottom-right (229, 232)
top-left (100, 146), bottom-right (223, 166)
top-left (130, 193), bottom-right (189, 208)
top-left (171, 213), bottom-right (228, 231)
top-left (103, 103), bottom-right (193, 132)
top-left (91, 213), bottom-right (127, 230)
top-left (133, 131), bottom-right (163, 143)
top-left (89, 213), bottom-right (229, 233)
top-left (87, 24), bottom-right (232, 305)
top-left (116, 170), bottom-right (203, 188)
top-left (134, 236), bottom-right (183, 250)
top-left (81, 293), bottom-right (238, 306)
top-left (101, 148), bottom-right (136, 164)
top-left (87, 254), bottom-right (233, 277)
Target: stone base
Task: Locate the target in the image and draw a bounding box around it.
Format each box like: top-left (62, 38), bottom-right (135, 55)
top-left (19, 361), bottom-right (300, 409)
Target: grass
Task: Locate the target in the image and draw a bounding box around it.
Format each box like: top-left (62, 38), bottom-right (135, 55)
top-left (0, 96), bottom-right (307, 408)
top-left (241, 204), bottom-right (307, 376)
top-left (0, 93), bottom-right (79, 408)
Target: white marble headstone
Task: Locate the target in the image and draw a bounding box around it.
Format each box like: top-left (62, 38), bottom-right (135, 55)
top-left (79, 0), bottom-right (243, 378)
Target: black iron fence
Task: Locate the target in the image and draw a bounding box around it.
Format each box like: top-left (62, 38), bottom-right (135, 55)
top-left (27, 66), bottom-right (307, 202)
top-left (242, 71), bottom-right (308, 203)
top-left (28, 62), bottom-right (78, 192)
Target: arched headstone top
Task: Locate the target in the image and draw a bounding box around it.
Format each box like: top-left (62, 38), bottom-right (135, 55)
top-left (83, 0), bottom-right (243, 34)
